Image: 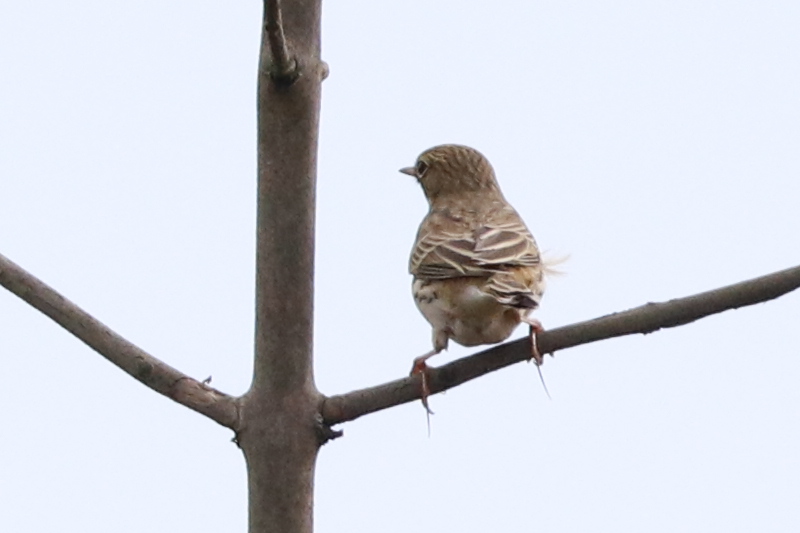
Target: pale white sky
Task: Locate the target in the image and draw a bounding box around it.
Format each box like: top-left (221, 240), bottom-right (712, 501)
top-left (2, 1), bottom-right (800, 532)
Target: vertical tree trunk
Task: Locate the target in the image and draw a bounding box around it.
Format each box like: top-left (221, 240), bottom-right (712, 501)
top-left (239, 2), bottom-right (323, 532)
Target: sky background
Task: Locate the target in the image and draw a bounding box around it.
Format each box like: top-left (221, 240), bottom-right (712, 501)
top-left (2, 1), bottom-right (800, 532)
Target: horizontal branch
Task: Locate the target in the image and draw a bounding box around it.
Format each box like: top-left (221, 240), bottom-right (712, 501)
top-left (322, 264), bottom-right (800, 425)
top-left (0, 253), bottom-right (239, 429)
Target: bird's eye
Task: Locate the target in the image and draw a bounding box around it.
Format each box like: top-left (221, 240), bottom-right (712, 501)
top-left (416, 160), bottom-right (429, 177)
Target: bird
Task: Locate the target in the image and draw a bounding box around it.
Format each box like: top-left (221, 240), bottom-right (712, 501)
top-left (400, 144), bottom-right (546, 413)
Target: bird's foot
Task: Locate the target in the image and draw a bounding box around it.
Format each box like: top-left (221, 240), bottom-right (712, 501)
top-left (521, 318), bottom-right (551, 398)
top-left (522, 317), bottom-right (545, 365)
top-left (410, 357), bottom-right (434, 416)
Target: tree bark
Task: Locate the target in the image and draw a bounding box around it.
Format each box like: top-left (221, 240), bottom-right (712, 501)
top-left (238, 2), bottom-right (323, 533)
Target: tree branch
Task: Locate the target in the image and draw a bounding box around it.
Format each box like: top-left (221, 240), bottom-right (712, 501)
top-left (264, 0), bottom-right (298, 83)
top-left (322, 264), bottom-right (800, 425)
top-left (242, 1), bottom-right (323, 532)
top-left (0, 253), bottom-right (239, 429)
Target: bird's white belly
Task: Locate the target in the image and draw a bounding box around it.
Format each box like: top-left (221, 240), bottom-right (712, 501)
top-left (413, 279), bottom-right (526, 347)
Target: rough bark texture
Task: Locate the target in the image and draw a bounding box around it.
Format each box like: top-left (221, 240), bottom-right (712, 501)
top-left (238, 2), bottom-right (323, 533)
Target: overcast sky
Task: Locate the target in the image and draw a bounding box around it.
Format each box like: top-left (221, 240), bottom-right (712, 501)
top-left (2, 1), bottom-right (800, 532)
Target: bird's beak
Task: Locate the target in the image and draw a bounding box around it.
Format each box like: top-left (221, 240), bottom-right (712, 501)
top-left (399, 166), bottom-right (417, 177)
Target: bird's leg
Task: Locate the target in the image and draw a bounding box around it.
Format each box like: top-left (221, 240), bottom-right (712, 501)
top-left (521, 317), bottom-right (545, 365)
top-left (410, 349), bottom-right (438, 415)
top-left (410, 330), bottom-right (447, 417)
top-left (521, 317), bottom-right (551, 398)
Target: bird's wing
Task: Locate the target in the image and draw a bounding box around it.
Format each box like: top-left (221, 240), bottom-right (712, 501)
top-left (410, 209), bottom-right (541, 280)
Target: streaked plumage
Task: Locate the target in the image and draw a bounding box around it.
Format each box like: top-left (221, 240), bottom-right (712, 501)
top-left (401, 145), bottom-right (546, 386)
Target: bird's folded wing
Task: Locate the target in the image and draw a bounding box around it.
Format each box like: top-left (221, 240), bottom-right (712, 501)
top-left (411, 217), bottom-right (540, 280)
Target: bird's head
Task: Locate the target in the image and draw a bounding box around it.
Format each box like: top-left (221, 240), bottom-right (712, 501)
top-left (400, 144), bottom-right (502, 205)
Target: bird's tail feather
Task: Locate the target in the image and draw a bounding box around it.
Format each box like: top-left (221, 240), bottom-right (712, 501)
top-left (483, 272), bottom-right (542, 309)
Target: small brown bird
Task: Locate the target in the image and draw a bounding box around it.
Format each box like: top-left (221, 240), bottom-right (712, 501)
top-left (401, 144), bottom-right (546, 412)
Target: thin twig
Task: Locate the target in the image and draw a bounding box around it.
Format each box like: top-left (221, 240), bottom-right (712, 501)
top-left (264, 0), bottom-right (298, 83)
top-left (322, 264), bottom-right (800, 425)
top-left (0, 253), bottom-right (239, 429)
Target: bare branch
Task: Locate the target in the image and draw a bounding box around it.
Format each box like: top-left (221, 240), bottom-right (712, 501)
top-left (244, 1), bottom-right (323, 532)
top-left (252, 4), bottom-right (320, 401)
top-left (264, 0), bottom-right (298, 83)
top-left (322, 264), bottom-right (800, 425)
top-left (0, 253), bottom-right (239, 429)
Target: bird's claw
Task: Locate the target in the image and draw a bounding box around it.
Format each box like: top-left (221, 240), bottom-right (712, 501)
top-left (410, 359), bottom-right (435, 416)
top-left (524, 318), bottom-right (545, 365)
top-left (523, 319), bottom-right (552, 398)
